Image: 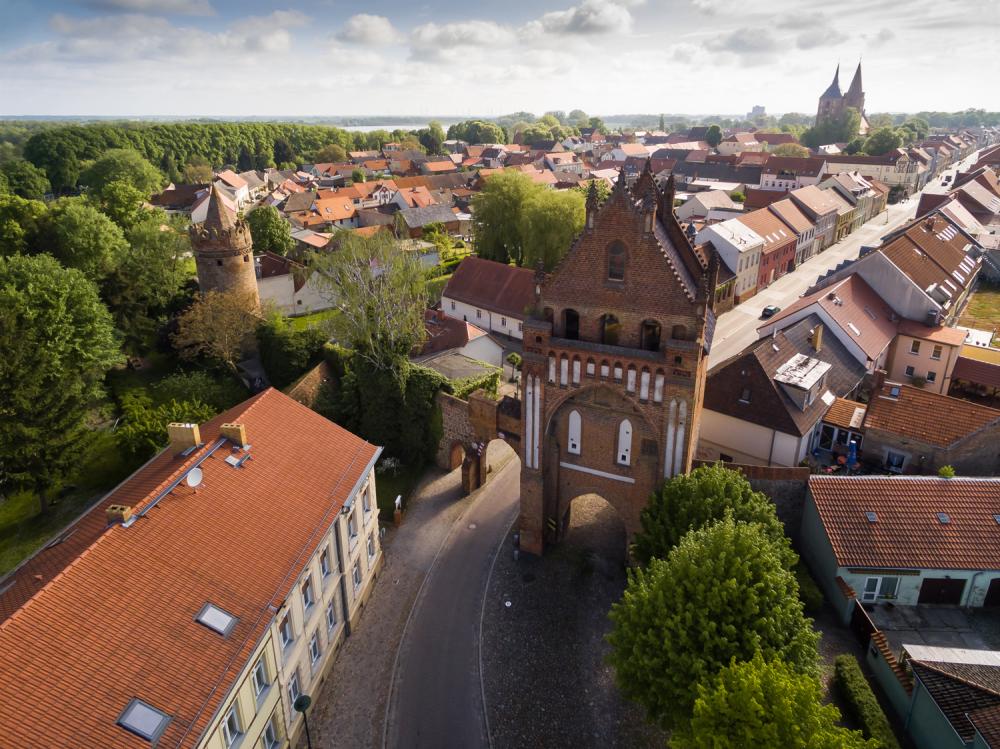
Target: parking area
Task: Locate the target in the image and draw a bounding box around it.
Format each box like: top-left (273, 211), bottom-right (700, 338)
top-left (869, 605), bottom-right (1000, 653)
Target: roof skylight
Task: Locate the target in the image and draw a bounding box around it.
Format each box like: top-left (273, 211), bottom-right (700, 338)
top-left (865, 511), bottom-right (877, 523)
top-left (937, 512), bottom-right (951, 525)
top-left (196, 602), bottom-right (238, 636)
top-left (118, 699), bottom-right (171, 742)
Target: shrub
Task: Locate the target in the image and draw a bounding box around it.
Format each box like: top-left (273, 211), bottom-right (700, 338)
top-left (938, 464), bottom-right (956, 478)
top-left (796, 562), bottom-right (825, 615)
top-left (256, 314), bottom-right (328, 389)
top-left (116, 392), bottom-right (216, 462)
top-left (151, 370), bottom-right (247, 412)
top-left (451, 369), bottom-right (501, 400)
top-left (426, 274), bottom-right (452, 304)
top-left (833, 655), bottom-right (901, 749)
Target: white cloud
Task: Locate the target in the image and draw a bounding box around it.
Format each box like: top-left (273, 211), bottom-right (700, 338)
top-left (77, 0), bottom-right (214, 15)
top-left (690, 0), bottom-right (721, 15)
top-left (410, 20), bottom-right (515, 60)
top-left (526, 0), bottom-right (637, 36)
top-left (338, 14), bottom-right (400, 46)
top-left (794, 28), bottom-right (848, 49)
top-left (703, 27), bottom-right (777, 56)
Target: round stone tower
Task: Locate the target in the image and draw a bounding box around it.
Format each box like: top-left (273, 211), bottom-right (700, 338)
top-left (190, 185), bottom-right (260, 309)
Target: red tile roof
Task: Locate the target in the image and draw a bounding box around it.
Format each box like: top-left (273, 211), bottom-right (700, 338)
top-left (864, 382), bottom-right (1000, 448)
top-left (823, 397), bottom-right (866, 430)
top-left (809, 475), bottom-right (1000, 569)
top-left (442, 257), bottom-right (535, 320)
top-left (420, 309), bottom-right (488, 356)
top-left (0, 389), bottom-right (380, 748)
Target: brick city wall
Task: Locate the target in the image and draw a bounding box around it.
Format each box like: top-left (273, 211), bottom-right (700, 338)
top-left (436, 392), bottom-right (477, 470)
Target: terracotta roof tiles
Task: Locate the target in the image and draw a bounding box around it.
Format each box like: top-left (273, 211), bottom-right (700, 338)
top-left (809, 475), bottom-right (1000, 569)
top-left (442, 257), bottom-right (535, 320)
top-left (863, 383), bottom-right (1000, 448)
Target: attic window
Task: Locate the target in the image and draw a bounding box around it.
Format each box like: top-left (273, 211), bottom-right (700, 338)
top-left (196, 602), bottom-right (238, 636)
top-left (937, 512), bottom-right (951, 525)
top-left (888, 385), bottom-right (901, 398)
top-left (738, 388), bottom-right (751, 404)
top-left (865, 511), bottom-right (877, 523)
top-left (118, 699), bottom-right (171, 742)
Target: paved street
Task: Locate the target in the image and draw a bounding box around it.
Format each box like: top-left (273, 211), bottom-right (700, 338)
top-left (708, 149), bottom-right (984, 366)
top-left (384, 445), bottom-right (520, 749)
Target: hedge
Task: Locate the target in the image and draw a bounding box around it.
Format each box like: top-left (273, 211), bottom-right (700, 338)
top-left (257, 315), bottom-right (327, 389)
top-left (451, 368), bottom-right (501, 400)
top-left (427, 274), bottom-right (452, 305)
top-left (833, 654), bottom-right (901, 749)
top-left (795, 561), bottom-right (825, 615)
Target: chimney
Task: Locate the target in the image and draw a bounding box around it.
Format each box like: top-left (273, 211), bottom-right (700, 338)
top-left (107, 504), bottom-right (134, 526)
top-left (220, 422), bottom-right (248, 448)
top-left (810, 323), bottom-right (824, 353)
top-left (873, 368), bottom-right (887, 392)
top-left (167, 422), bottom-right (201, 452)
top-left (436, 308), bottom-right (446, 321)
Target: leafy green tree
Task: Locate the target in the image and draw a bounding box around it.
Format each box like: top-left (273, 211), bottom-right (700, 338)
top-left (671, 655), bottom-right (876, 749)
top-left (115, 392), bottom-right (217, 462)
top-left (0, 169), bottom-right (8, 195)
top-left (237, 145), bottom-right (254, 172)
top-left (863, 127), bottom-right (904, 156)
top-left (0, 254), bottom-right (122, 511)
top-left (151, 370), bottom-right (245, 412)
top-left (800, 108), bottom-right (862, 149)
top-left (45, 142), bottom-right (81, 194)
top-left (417, 121), bottom-right (447, 154)
top-left (1, 158), bottom-right (51, 199)
top-left (844, 138), bottom-right (865, 155)
top-left (632, 463), bottom-right (793, 566)
top-left (182, 158), bottom-right (213, 184)
top-left (573, 179), bottom-right (611, 203)
top-left (588, 116), bottom-right (608, 134)
top-left (93, 179), bottom-right (146, 231)
top-left (0, 194), bottom-right (46, 254)
top-left (172, 289), bottom-right (261, 373)
top-left (472, 170), bottom-right (537, 265)
top-left (311, 229), bottom-right (426, 372)
top-left (607, 518), bottom-right (819, 729)
top-left (520, 187), bottom-right (584, 270)
top-left (313, 143), bottom-right (347, 163)
top-left (256, 312), bottom-right (328, 388)
top-left (80, 148), bottom-right (164, 195)
top-left (103, 212), bottom-right (190, 353)
top-left (273, 138), bottom-right (296, 165)
top-left (351, 169), bottom-right (366, 184)
top-left (446, 120), bottom-right (506, 145)
top-left (659, 114), bottom-right (666, 132)
top-left (705, 125), bottom-right (723, 148)
top-left (772, 143), bottom-right (810, 158)
top-left (36, 199), bottom-right (129, 281)
top-left (246, 205), bottom-right (295, 255)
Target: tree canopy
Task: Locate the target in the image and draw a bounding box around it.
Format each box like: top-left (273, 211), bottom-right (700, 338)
top-left (519, 187), bottom-right (585, 270)
top-left (800, 108), bottom-right (861, 149)
top-left (313, 143), bottom-right (347, 163)
top-left (246, 205), bottom-right (296, 256)
top-left (671, 655), bottom-right (877, 749)
top-left (607, 518), bottom-right (819, 729)
top-left (862, 127), bottom-right (904, 156)
top-left (1, 158), bottom-right (50, 199)
top-left (311, 230), bottom-right (426, 372)
top-left (35, 199), bottom-right (129, 281)
top-left (172, 289), bottom-right (261, 373)
top-left (772, 143), bottom-right (811, 158)
top-left (0, 254), bottom-right (122, 509)
top-left (79, 148), bottom-right (165, 195)
top-left (632, 463), bottom-right (793, 566)
top-left (705, 125), bottom-right (723, 148)
top-left (446, 120), bottom-right (507, 145)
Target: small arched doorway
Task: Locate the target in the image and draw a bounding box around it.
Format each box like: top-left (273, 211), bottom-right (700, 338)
top-left (449, 442), bottom-right (466, 470)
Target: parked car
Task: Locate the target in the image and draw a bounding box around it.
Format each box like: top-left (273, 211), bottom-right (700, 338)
top-left (762, 305), bottom-right (781, 319)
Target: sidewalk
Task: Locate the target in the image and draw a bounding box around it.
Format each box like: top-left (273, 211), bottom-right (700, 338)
top-left (305, 466), bottom-right (476, 749)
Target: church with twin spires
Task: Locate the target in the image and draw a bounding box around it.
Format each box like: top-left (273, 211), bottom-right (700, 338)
top-left (816, 62), bottom-right (870, 136)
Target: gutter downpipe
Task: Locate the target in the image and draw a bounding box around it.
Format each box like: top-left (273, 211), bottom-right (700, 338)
top-left (333, 518), bottom-right (352, 636)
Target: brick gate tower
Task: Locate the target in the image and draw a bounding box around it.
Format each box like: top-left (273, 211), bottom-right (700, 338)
top-left (518, 167), bottom-right (718, 556)
top-left (190, 185), bottom-right (260, 310)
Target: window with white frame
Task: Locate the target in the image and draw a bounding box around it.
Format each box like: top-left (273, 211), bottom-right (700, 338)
top-left (288, 670), bottom-right (301, 706)
top-left (221, 705), bottom-right (242, 747)
top-left (362, 485), bottom-right (371, 516)
top-left (279, 613), bottom-right (293, 648)
top-left (567, 410), bottom-right (581, 455)
top-left (262, 715), bottom-right (281, 749)
top-left (927, 370), bottom-right (937, 383)
top-left (348, 508), bottom-right (358, 540)
top-left (617, 419), bottom-right (633, 466)
top-left (353, 560), bottom-right (362, 589)
top-left (309, 632), bottom-right (321, 665)
top-left (905, 365), bottom-right (915, 377)
top-left (931, 344), bottom-right (942, 360)
top-left (367, 532), bottom-right (375, 561)
top-left (910, 340), bottom-right (921, 354)
top-left (326, 601), bottom-right (337, 632)
top-left (251, 658), bottom-right (269, 698)
top-left (320, 549), bottom-right (331, 579)
top-left (301, 576), bottom-right (314, 612)
top-left (862, 576), bottom-right (899, 602)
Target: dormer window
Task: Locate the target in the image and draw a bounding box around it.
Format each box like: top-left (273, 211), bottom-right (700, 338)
top-left (608, 241), bottom-right (625, 281)
top-left (739, 388), bottom-right (751, 404)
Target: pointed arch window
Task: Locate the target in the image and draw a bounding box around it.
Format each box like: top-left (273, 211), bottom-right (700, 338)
top-left (607, 241), bottom-right (626, 281)
top-left (617, 419), bottom-right (633, 466)
top-left (567, 410), bottom-right (582, 455)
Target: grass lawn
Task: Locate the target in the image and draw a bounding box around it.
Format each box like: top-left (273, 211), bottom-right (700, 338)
top-left (374, 461), bottom-right (427, 520)
top-left (959, 284), bottom-right (1000, 343)
top-left (0, 429), bottom-right (135, 576)
top-left (288, 308), bottom-right (339, 332)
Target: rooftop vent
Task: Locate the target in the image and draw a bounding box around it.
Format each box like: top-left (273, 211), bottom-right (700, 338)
top-left (118, 699), bottom-right (171, 743)
top-left (196, 602), bottom-right (238, 636)
top-left (865, 511), bottom-right (877, 523)
top-left (937, 512), bottom-right (951, 524)
top-left (993, 514), bottom-right (1000, 525)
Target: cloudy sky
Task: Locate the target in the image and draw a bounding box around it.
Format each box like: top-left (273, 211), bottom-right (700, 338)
top-left (1, 0), bottom-right (997, 117)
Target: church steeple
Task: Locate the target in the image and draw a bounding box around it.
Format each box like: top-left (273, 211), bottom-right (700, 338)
top-left (844, 61), bottom-right (865, 111)
top-left (820, 64), bottom-right (842, 99)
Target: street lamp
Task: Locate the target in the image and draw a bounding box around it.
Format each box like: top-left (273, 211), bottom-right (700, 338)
top-left (293, 694), bottom-right (313, 749)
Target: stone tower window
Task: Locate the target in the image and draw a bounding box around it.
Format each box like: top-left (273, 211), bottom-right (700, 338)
top-left (640, 320), bottom-right (661, 351)
top-left (600, 314), bottom-right (621, 345)
top-left (607, 241), bottom-right (626, 281)
top-left (563, 309), bottom-right (580, 340)
top-left (567, 410), bottom-right (582, 455)
top-left (617, 419), bottom-right (633, 466)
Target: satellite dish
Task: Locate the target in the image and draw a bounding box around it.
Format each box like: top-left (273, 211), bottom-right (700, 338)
top-left (185, 467), bottom-right (203, 488)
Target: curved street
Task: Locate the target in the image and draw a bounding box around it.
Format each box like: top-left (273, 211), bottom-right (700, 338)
top-left (383, 449), bottom-right (520, 749)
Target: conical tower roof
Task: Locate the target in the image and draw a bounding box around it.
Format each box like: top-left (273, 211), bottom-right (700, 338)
top-left (820, 64), bottom-right (842, 99)
top-left (204, 184), bottom-right (236, 232)
top-left (846, 62), bottom-right (863, 99)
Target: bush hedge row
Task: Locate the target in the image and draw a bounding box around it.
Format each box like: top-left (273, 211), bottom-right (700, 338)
top-left (833, 654), bottom-right (901, 749)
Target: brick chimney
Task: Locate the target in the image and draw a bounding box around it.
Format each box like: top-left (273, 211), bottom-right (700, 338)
top-left (810, 323), bottom-right (824, 353)
top-left (167, 422), bottom-right (201, 452)
top-left (220, 422), bottom-right (247, 447)
top-left (107, 504), bottom-right (134, 526)
top-left (873, 368), bottom-right (887, 392)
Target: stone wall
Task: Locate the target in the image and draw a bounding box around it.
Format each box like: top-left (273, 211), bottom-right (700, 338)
top-left (436, 391), bottom-right (477, 470)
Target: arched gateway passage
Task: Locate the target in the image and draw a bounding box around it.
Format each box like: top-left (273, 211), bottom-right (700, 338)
top-left (561, 492), bottom-right (628, 567)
